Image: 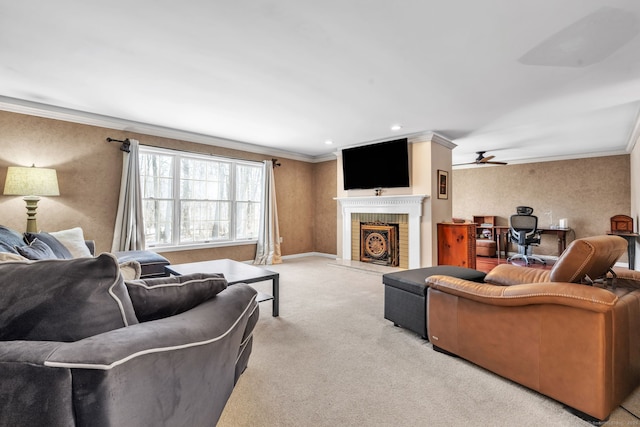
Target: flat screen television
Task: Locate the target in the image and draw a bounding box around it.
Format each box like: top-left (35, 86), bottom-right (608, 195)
top-left (341, 138), bottom-right (410, 190)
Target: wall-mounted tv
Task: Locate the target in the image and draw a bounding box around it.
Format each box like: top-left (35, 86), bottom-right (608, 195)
top-left (342, 138), bottom-right (410, 190)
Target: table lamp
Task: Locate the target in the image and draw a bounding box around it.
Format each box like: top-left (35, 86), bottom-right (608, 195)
top-left (3, 165), bottom-right (60, 232)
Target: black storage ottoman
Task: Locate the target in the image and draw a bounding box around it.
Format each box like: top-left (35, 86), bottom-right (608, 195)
top-left (114, 250), bottom-right (171, 279)
top-left (383, 266), bottom-right (486, 339)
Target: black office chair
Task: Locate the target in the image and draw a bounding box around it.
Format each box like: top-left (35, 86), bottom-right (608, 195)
top-left (507, 206), bottom-right (546, 265)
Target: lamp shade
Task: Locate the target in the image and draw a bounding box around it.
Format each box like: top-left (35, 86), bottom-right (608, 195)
top-left (3, 166), bottom-right (60, 197)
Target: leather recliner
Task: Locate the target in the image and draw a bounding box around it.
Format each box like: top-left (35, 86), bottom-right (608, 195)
top-left (426, 235), bottom-right (640, 421)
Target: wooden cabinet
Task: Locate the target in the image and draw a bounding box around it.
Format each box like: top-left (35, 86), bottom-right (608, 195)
top-left (437, 223), bottom-right (476, 269)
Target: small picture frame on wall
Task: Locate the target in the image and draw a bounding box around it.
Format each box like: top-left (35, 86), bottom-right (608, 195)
top-left (437, 170), bottom-right (449, 199)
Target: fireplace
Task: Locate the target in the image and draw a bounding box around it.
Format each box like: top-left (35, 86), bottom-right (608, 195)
top-left (360, 222), bottom-right (399, 266)
top-left (336, 195), bottom-right (427, 269)
top-left (352, 213), bottom-right (408, 267)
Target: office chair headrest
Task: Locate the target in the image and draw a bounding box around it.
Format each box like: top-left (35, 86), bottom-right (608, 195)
top-left (516, 206), bottom-right (534, 215)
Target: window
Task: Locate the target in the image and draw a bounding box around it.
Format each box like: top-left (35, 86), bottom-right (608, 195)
top-left (139, 147), bottom-right (263, 249)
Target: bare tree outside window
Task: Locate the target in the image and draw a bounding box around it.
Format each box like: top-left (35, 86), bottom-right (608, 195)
top-left (139, 148), bottom-right (263, 248)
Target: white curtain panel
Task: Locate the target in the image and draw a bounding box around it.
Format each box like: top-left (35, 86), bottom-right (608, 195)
top-left (111, 139), bottom-right (146, 252)
top-left (254, 160), bottom-right (282, 265)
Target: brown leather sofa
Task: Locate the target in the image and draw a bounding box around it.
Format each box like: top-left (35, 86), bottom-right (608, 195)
top-left (426, 235), bottom-right (640, 421)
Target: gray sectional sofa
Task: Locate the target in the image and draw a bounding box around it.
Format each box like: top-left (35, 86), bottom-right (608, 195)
top-left (0, 226), bottom-right (258, 426)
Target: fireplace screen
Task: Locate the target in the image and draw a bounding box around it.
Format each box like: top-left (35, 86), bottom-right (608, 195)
top-left (360, 222), bottom-right (399, 266)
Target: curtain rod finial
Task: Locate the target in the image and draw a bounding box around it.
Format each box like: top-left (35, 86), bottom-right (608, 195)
top-left (107, 137), bottom-right (131, 153)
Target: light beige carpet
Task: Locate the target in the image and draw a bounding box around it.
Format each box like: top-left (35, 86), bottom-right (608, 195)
top-left (218, 256), bottom-right (640, 426)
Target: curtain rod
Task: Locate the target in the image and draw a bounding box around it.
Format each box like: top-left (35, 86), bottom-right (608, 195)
top-left (133, 141), bottom-right (282, 167)
top-left (105, 137), bottom-right (131, 153)
top-left (106, 136), bottom-right (282, 168)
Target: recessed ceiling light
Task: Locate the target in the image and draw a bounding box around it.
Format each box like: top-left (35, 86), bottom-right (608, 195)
top-left (391, 124), bottom-right (402, 131)
top-left (324, 140), bottom-right (334, 145)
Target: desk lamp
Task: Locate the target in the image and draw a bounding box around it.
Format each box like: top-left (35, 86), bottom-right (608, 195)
top-left (3, 165), bottom-right (60, 232)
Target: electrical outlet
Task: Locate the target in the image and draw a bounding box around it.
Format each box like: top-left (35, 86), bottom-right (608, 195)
top-left (279, 237), bottom-right (283, 243)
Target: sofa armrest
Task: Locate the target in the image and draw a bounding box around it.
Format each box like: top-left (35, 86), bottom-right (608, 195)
top-left (426, 275), bottom-right (618, 313)
top-left (44, 284), bottom-right (257, 369)
top-left (484, 264), bottom-right (551, 286)
top-left (0, 341), bottom-right (75, 427)
top-left (38, 283), bottom-right (257, 426)
top-left (0, 340), bottom-right (62, 364)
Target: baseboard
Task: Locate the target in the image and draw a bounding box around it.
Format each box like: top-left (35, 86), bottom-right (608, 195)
top-left (241, 252), bottom-right (337, 263)
top-left (282, 252), bottom-right (337, 260)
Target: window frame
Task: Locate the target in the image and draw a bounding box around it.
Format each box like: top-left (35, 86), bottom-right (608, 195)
top-left (139, 145), bottom-right (264, 252)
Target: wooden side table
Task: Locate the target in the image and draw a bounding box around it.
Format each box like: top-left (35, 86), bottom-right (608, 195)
top-left (607, 232), bottom-right (639, 270)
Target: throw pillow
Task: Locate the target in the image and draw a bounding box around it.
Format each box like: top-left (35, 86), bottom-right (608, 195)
top-left (0, 252), bottom-right (28, 262)
top-left (119, 260), bottom-right (142, 281)
top-left (24, 232), bottom-right (73, 259)
top-left (49, 227), bottom-right (93, 258)
top-left (125, 273), bottom-right (228, 322)
top-left (0, 253), bottom-right (139, 342)
top-left (15, 238), bottom-right (58, 260)
top-left (0, 225), bottom-right (26, 255)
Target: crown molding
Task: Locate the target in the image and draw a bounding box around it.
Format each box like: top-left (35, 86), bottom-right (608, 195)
top-left (409, 131), bottom-right (457, 149)
top-left (0, 96), bottom-right (326, 163)
top-left (626, 106), bottom-right (640, 153)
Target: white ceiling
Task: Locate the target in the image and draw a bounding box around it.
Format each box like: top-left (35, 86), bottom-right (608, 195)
top-left (1, 1), bottom-right (640, 165)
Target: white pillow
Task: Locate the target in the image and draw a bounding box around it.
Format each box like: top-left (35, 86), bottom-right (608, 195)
top-left (0, 252), bottom-right (28, 262)
top-left (49, 227), bottom-right (93, 258)
top-left (119, 260), bottom-right (142, 280)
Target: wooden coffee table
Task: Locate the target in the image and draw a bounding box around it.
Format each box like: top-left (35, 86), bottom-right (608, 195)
top-left (165, 259), bottom-right (279, 317)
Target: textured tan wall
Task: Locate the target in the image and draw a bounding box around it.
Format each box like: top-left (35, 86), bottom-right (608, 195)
top-left (0, 110), bottom-right (337, 262)
top-left (452, 155), bottom-right (631, 257)
top-left (0, 112), bottom-right (123, 251)
top-left (273, 158), bottom-right (314, 255)
top-left (312, 160), bottom-right (337, 254)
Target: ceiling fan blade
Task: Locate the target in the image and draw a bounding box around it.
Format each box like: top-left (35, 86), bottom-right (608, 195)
top-left (479, 155), bottom-right (495, 163)
top-left (456, 151), bottom-right (507, 166)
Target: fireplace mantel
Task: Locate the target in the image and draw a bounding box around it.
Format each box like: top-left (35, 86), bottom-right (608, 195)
top-left (335, 195), bottom-right (427, 268)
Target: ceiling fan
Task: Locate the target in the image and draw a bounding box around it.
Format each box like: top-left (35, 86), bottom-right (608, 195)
top-left (454, 151), bottom-right (508, 166)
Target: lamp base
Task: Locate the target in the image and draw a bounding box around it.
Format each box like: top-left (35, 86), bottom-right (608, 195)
top-left (23, 196), bottom-right (41, 233)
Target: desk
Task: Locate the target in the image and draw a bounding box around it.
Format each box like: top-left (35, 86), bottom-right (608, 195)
top-left (492, 226), bottom-right (571, 258)
top-left (607, 232), bottom-right (638, 270)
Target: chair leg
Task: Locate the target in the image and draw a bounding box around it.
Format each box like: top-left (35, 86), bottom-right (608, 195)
top-left (507, 253), bottom-right (525, 263)
top-left (512, 254), bottom-right (546, 265)
top-left (526, 254), bottom-right (546, 265)
top-left (508, 254), bottom-right (546, 265)
top-left (508, 244), bottom-right (528, 264)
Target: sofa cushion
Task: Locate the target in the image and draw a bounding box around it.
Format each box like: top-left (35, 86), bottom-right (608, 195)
top-left (15, 238), bottom-right (58, 260)
top-left (0, 253), bottom-right (139, 342)
top-left (549, 235), bottom-right (627, 283)
top-left (49, 227), bottom-right (93, 258)
top-left (24, 232), bottom-right (73, 259)
top-left (612, 267), bottom-right (640, 290)
top-left (125, 273), bottom-right (228, 322)
top-left (0, 225), bottom-right (25, 255)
